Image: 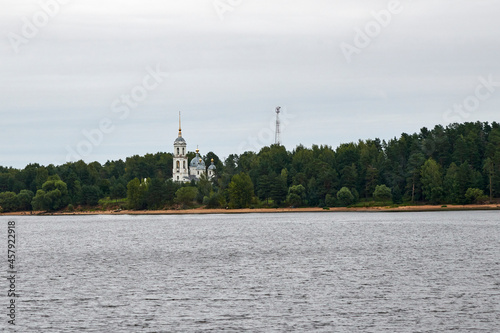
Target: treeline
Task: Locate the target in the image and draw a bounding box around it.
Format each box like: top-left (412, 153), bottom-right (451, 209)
top-left (0, 121), bottom-right (499, 212)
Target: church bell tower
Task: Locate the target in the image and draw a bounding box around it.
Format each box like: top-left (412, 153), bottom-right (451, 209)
top-left (172, 112), bottom-right (189, 182)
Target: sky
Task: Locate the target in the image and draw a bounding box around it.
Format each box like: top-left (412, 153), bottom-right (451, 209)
top-left (1, 0), bottom-right (500, 169)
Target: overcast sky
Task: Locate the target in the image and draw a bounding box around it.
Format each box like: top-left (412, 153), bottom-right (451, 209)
top-left (1, 0), bottom-right (500, 169)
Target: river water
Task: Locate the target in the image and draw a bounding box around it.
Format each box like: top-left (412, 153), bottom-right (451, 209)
top-left (1, 211), bottom-right (499, 332)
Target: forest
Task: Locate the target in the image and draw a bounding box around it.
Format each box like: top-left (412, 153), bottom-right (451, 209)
top-left (0, 121), bottom-right (499, 212)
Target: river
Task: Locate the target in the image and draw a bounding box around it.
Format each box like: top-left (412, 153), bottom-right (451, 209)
top-left (2, 211), bottom-right (499, 332)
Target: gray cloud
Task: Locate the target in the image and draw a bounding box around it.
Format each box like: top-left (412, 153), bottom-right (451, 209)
top-left (1, 0), bottom-right (499, 168)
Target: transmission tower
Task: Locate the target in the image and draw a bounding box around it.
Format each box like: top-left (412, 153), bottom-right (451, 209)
top-left (275, 106), bottom-right (281, 145)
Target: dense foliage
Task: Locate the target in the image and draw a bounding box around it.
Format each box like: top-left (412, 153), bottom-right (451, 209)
top-left (0, 121), bottom-right (499, 212)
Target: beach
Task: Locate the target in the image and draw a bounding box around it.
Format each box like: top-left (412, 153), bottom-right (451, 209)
top-left (3, 204), bottom-right (500, 216)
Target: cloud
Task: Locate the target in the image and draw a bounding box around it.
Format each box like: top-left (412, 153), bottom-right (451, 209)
top-left (1, 0), bottom-right (499, 168)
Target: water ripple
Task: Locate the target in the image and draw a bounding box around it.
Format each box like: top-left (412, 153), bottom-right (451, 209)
top-left (6, 211), bottom-right (500, 332)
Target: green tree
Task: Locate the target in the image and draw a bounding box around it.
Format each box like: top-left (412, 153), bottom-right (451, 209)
top-left (270, 174), bottom-right (287, 206)
top-left (35, 167), bottom-right (49, 189)
top-left (287, 184), bottom-right (306, 207)
top-left (373, 185), bottom-right (392, 202)
top-left (465, 188), bottom-right (487, 204)
top-left (17, 164), bottom-right (39, 193)
top-left (325, 193), bottom-right (336, 207)
top-left (337, 187), bottom-right (354, 206)
top-left (257, 175), bottom-right (271, 204)
top-left (31, 190), bottom-right (47, 211)
top-left (31, 178), bottom-right (69, 211)
top-left (456, 162), bottom-right (474, 204)
top-left (127, 178), bottom-right (149, 210)
top-left (315, 163), bottom-right (339, 202)
top-left (307, 177), bottom-right (320, 206)
top-left (228, 173), bottom-right (254, 208)
top-left (81, 185), bottom-right (101, 206)
top-left (340, 163), bottom-right (358, 189)
top-left (364, 166), bottom-right (379, 199)
top-left (164, 179), bottom-right (180, 205)
top-left (392, 185), bottom-right (403, 204)
top-left (98, 179), bottom-right (111, 197)
top-left (196, 173), bottom-right (212, 203)
top-left (0, 192), bottom-right (19, 212)
top-left (174, 186), bottom-right (198, 208)
top-left (421, 158), bottom-right (443, 204)
top-left (110, 183), bottom-right (127, 201)
top-left (17, 190), bottom-right (34, 211)
top-left (203, 191), bottom-right (222, 209)
top-left (70, 180), bottom-right (83, 205)
top-left (406, 152), bottom-right (425, 202)
top-left (443, 163), bottom-right (460, 204)
top-left (493, 152), bottom-right (500, 196)
top-left (483, 158), bottom-right (494, 202)
top-left (145, 178), bottom-right (170, 209)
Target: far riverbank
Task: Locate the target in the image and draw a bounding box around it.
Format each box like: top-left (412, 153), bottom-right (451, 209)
top-left (2, 204), bottom-right (500, 216)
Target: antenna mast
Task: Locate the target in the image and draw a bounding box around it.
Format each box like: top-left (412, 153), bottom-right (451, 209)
top-left (275, 106), bottom-right (281, 145)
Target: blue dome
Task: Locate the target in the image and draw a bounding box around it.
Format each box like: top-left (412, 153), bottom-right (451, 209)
top-left (208, 159), bottom-right (216, 170)
top-left (190, 150), bottom-right (203, 168)
top-left (196, 161), bottom-right (206, 170)
top-left (174, 136), bottom-right (186, 143)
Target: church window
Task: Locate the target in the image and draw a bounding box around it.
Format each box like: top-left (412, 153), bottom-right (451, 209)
top-left (182, 148), bottom-right (185, 155)
top-left (177, 148), bottom-right (179, 155)
top-left (176, 161), bottom-right (180, 169)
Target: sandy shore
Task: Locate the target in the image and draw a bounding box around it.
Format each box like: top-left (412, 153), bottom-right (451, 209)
top-left (2, 204), bottom-right (500, 216)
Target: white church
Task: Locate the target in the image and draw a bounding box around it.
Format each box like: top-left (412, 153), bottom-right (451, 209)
top-left (172, 114), bottom-right (216, 182)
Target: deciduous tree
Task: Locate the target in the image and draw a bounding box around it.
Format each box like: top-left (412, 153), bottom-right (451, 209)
top-left (421, 158), bottom-right (443, 204)
top-left (228, 173), bottom-right (254, 208)
top-left (337, 187), bottom-right (354, 206)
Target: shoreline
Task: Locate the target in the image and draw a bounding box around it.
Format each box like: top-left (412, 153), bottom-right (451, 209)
top-left (2, 204), bottom-right (500, 216)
